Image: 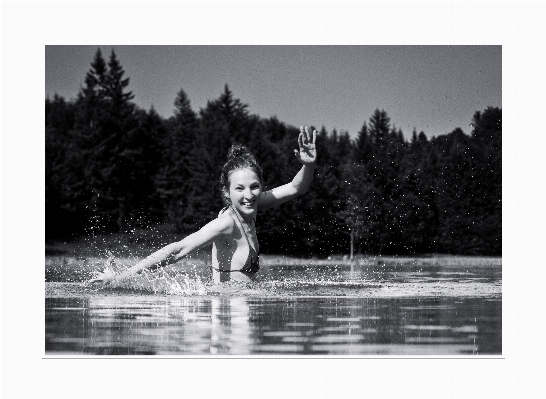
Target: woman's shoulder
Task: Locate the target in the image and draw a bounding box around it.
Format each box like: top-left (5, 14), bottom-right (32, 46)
top-left (214, 209), bottom-right (236, 232)
top-left (196, 213), bottom-right (235, 240)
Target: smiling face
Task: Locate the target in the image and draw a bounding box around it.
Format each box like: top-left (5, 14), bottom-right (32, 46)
top-left (226, 168), bottom-right (262, 219)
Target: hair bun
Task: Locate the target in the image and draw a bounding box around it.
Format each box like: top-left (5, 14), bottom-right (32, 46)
top-left (228, 144), bottom-right (251, 160)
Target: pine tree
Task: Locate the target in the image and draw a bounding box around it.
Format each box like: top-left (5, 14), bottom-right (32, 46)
top-left (432, 128), bottom-right (473, 253)
top-left (338, 158), bottom-right (369, 257)
top-left (184, 84), bottom-right (253, 227)
top-left (468, 107), bottom-right (502, 254)
top-left (155, 88), bottom-right (198, 232)
top-left (72, 48), bottom-right (141, 232)
top-left (45, 95), bottom-right (82, 238)
top-left (305, 127), bottom-right (344, 255)
top-left (355, 123), bottom-right (371, 164)
top-left (362, 109), bottom-right (393, 254)
top-left (133, 106), bottom-right (169, 225)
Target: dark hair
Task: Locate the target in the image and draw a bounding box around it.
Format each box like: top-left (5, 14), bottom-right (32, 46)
top-left (219, 144), bottom-right (264, 206)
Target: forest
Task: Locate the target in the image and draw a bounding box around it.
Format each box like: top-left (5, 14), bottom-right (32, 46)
top-left (45, 49), bottom-right (502, 256)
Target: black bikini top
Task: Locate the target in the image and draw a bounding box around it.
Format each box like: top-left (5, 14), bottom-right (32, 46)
top-left (212, 206), bottom-right (260, 274)
top-left (231, 207), bottom-right (260, 274)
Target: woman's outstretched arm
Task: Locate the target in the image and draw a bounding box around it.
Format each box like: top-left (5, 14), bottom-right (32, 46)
top-left (87, 216), bottom-right (234, 287)
top-left (259, 125), bottom-right (317, 210)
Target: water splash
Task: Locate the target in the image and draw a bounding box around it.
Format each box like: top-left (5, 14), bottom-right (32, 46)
top-left (80, 261), bottom-right (381, 297)
top-left (109, 266), bottom-right (210, 296)
top-left (49, 251), bottom-right (385, 297)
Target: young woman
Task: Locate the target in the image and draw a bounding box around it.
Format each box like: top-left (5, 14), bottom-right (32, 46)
top-left (87, 125), bottom-right (317, 286)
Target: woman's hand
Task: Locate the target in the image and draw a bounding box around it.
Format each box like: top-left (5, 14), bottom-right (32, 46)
top-left (294, 126), bottom-right (317, 165)
top-left (85, 257), bottom-right (117, 287)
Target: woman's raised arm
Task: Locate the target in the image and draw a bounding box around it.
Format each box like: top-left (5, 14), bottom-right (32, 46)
top-left (259, 125), bottom-right (317, 210)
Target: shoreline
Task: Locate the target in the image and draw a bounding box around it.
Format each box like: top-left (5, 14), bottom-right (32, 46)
top-left (46, 254), bottom-right (502, 269)
top-left (261, 255), bottom-right (502, 267)
top-left (45, 280), bottom-right (502, 299)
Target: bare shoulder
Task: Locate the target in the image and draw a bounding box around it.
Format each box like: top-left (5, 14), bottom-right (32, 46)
top-left (210, 212), bottom-right (236, 235)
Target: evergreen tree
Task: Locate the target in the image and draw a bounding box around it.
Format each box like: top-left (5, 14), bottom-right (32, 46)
top-left (468, 107), bottom-right (502, 254)
top-left (301, 126), bottom-right (343, 256)
top-left (433, 127), bottom-right (474, 253)
top-left (133, 106), bottom-right (169, 225)
top-left (338, 159), bottom-right (369, 257)
top-left (395, 130), bottom-right (438, 254)
top-left (45, 95), bottom-right (82, 238)
top-left (261, 115), bottom-right (289, 143)
top-left (156, 88), bottom-right (198, 232)
top-left (180, 85), bottom-right (252, 227)
top-left (361, 109), bottom-right (394, 254)
top-left (355, 122), bottom-right (371, 164)
top-left (72, 48), bottom-right (141, 232)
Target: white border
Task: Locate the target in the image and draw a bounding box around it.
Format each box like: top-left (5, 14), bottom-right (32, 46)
top-left (2, 1), bottom-right (545, 398)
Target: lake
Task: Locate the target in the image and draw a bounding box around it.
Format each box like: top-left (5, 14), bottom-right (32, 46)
top-left (45, 259), bottom-right (502, 356)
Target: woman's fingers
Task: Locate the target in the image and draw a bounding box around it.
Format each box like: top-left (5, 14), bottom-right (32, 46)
top-left (299, 125), bottom-right (316, 147)
top-left (295, 139), bottom-right (301, 159)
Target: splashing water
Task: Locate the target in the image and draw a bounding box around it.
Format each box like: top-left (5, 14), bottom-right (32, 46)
top-left (46, 252), bottom-right (501, 299)
top-left (80, 259), bottom-right (383, 298)
top-left (104, 265), bottom-right (210, 296)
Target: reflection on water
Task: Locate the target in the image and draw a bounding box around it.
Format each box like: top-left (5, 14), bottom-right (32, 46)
top-left (46, 296), bottom-right (501, 355)
top-left (45, 262), bottom-right (501, 355)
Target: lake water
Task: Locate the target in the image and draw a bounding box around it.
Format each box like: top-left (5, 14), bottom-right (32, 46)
top-left (45, 261), bottom-right (502, 356)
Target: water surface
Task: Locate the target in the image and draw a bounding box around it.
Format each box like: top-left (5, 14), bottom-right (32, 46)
top-left (45, 261), bottom-right (502, 355)
top-left (46, 295), bottom-right (500, 355)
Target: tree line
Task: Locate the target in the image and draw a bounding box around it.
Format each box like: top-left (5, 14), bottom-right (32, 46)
top-left (46, 49), bottom-right (501, 256)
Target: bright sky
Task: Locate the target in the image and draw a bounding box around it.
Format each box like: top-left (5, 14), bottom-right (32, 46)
top-left (45, 45), bottom-right (501, 139)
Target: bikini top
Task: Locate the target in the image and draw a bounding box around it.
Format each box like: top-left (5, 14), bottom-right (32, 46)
top-left (230, 207), bottom-right (260, 274)
top-left (213, 206), bottom-right (260, 274)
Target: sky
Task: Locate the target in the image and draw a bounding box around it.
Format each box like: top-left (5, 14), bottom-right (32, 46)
top-left (45, 45), bottom-right (501, 139)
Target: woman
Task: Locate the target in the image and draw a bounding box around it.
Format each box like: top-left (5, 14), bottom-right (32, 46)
top-left (88, 125), bottom-right (317, 286)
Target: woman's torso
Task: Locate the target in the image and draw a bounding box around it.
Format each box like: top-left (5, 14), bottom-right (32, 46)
top-left (211, 207), bottom-right (260, 283)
